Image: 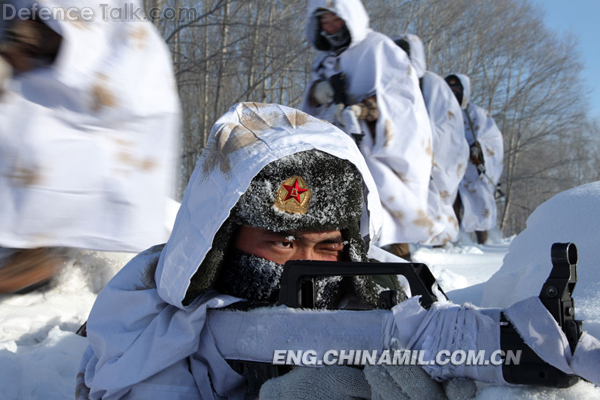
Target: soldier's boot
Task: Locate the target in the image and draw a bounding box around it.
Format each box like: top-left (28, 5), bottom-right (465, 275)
top-left (475, 230), bottom-right (488, 245)
top-left (387, 243), bottom-right (412, 261)
top-left (0, 248), bottom-right (67, 294)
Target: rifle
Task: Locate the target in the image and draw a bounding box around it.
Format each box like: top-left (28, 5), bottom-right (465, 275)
top-left (230, 243), bottom-right (583, 393)
top-left (500, 242), bottom-right (583, 387)
top-left (278, 260), bottom-right (443, 310)
top-left (230, 261), bottom-right (444, 396)
top-left (464, 105), bottom-right (505, 199)
top-left (328, 72), bottom-right (348, 108)
top-left (328, 72), bottom-right (365, 145)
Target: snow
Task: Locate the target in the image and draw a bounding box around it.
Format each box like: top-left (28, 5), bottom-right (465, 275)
top-left (1, 185), bottom-right (600, 399)
top-left (0, 251), bottom-right (134, 400)
top-left (479, 182), bottom-right (600, 342)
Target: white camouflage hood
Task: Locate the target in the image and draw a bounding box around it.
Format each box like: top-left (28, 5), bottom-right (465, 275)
top-left (446, 73), bottom-right (471, 109)
top-left (397, 34), bottom-right (427, 78)
top-left (306, 0), bottom-right (370, 50)
top-left (156, 103), bottom-right (382, 308)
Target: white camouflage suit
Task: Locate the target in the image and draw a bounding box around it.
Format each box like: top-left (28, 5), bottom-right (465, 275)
top-left (449, 74), bottom-right (503, 233)
top-left (0, 0), bottom-right (180, 252)
top-left (399, 35), bottom-right (469, 246)
top-left (302, 0), bottom-right (440, 246)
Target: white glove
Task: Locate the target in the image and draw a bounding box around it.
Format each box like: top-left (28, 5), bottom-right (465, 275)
top-left (348, 104), bottom-right (363, 118)
top-left (341, 107), bottom-right (362, 135)
top-left (336, 104), bottom-right (362, 129)
top-left (0, 57), bottom-right (13, 91)
top-left (364, 364), bottom-right (447, 400)
top-left (443, 378), bottom-right (477, 400)
top-left (259, 366), bottom-right (371, 400)
top-left (313, 80), bottom-right (334, 105)
top-left (334, 102), bottom-right (346, 126)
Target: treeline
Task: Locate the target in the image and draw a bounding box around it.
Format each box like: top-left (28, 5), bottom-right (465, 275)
top-left (144, 0), bottom-right (600, 236)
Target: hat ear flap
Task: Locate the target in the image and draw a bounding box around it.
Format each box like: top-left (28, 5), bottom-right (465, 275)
top-left (183, 218), bottom-right (238, 305)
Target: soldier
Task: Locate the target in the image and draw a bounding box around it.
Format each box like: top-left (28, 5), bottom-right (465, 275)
top-left (395, 35), bottom-right (469, 246)
top-left (78, 103), bottom-right (599, 399)
top-left (0, 0), bottom-right (180, 293)
top-left (302, 0), bottom-right (438, 260)
top-left (445, 74), bottom-right (503, 244)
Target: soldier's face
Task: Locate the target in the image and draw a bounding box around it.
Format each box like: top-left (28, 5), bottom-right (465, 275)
top-left (319, 12), bottom-right (345, 35)
top-left (235, 225), bottom-right (344, 265)
top-left (450, 84), bottom-right (463, 99)
top-left (447, 78), bottom-right (463, 103)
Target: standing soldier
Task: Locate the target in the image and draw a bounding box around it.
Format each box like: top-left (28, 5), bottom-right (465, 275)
top-left (395, 35), bottom-right (469, 246)
top-left (445, 74), bottom-right (503, 244)
top-left (302, 0), bottom-right (439, 260)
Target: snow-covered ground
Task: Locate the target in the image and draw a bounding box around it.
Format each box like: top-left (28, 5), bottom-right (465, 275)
top-left (2, 184), bottom-right (600, 399)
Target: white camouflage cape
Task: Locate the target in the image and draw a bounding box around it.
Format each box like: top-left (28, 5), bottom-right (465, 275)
top-left (0, 0), bottom-right (180, 252)
top-left (302, 0), bottom-right (439, 245)
top-left (401, 35), bottom-right (468, 246)
top-left (450, 74), bottom-right (503, 232)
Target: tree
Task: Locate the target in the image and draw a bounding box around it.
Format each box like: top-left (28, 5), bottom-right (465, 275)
top-left (145, 0), bottom-right (598, 235)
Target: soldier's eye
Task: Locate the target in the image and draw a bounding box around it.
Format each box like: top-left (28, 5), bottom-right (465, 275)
top-left (318, 242), bottom-right (344, 252)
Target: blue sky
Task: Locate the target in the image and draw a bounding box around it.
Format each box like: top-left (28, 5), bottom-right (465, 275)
top-left (536, 0), bottom-right (600, 120)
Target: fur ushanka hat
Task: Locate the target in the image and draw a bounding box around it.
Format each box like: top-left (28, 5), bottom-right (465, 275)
top-left (183, 150), bottom-right (375, 306)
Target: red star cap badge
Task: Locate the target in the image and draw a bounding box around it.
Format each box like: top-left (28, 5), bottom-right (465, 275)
top-left (274, 176), bottom-right (312, 214)
top-left (282, 178), bottom-right (308, 204)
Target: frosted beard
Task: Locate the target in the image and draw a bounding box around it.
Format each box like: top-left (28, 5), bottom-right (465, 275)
top-left (217, 249), bottom-right (343, 308)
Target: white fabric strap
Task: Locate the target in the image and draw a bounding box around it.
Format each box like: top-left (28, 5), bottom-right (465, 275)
top-left (504, 297), bottom-right (600, 385)
top-left (390, 297), bottom-right (504, 384)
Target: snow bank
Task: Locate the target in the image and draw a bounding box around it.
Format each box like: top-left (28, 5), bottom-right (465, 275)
top-left (0, 187), bottom-right (599, 398)
top-left (480, 182), bottom-right (600, 338)
top-left (0, 250), bottom-right (134, 400)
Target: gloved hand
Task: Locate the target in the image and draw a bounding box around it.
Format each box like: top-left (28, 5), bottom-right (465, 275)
top-left (340, 106), bottom-right (362, 131)
top-left (364, 364), bottom-right (447, 400)
top-left (312, 80), bottom-right (335, 105)
top-left (340, 106), bottom-right (365, 146)
top-left (336, 104), bottom-right (362, 127)
top-left (259, 366), bottom-right (371, 400)
top-left (348, 104), bottom-right (363, 119)
top-left (469, 142), bottom-right (485, 174)
top-left (334, 102), bottom-right (346, 126)
top-left (443, 378), bottom-right (477, 400)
